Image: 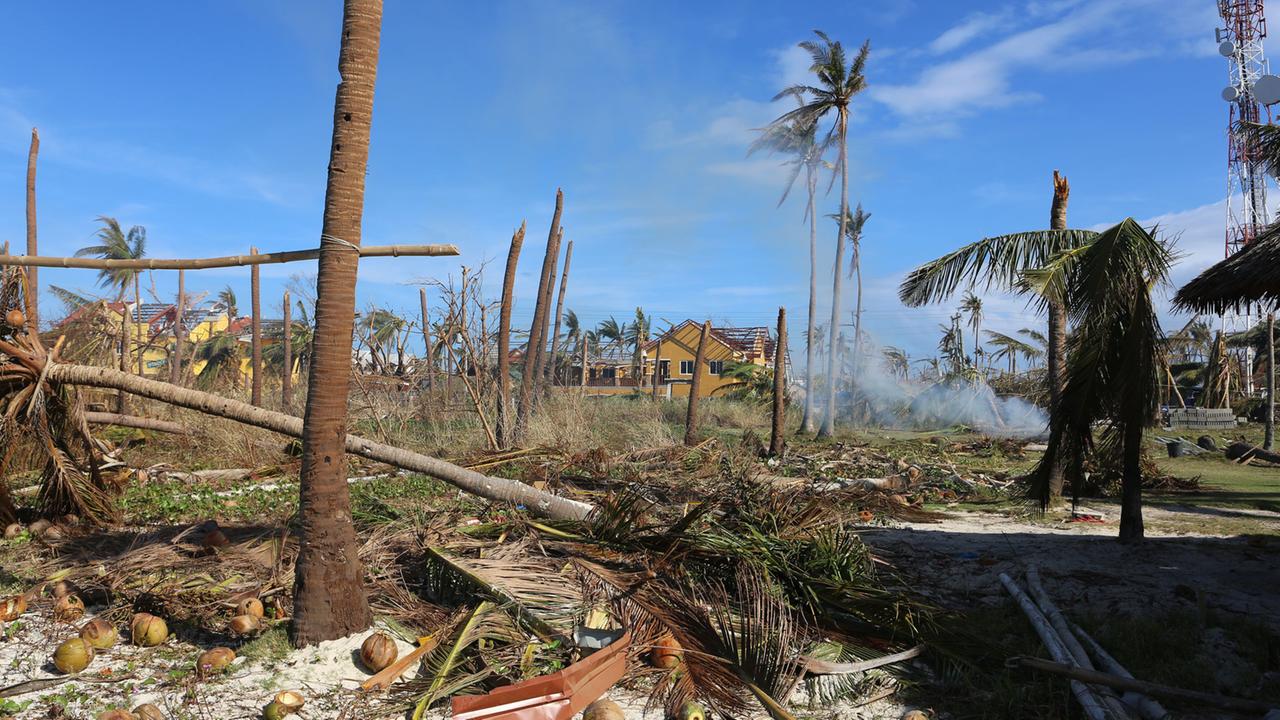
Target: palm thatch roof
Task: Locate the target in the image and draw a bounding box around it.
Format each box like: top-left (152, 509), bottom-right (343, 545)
top-left (1173, 224), bottom-right (1280, 314)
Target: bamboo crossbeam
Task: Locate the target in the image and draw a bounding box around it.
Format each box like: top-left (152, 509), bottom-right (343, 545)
top-left (0, 243), bottom-right (459, 270)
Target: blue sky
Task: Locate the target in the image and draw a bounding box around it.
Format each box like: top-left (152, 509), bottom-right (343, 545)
top-left (0, 0), bottom-right (1258, 361)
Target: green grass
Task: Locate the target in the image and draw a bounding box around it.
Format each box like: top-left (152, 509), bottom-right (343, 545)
top-left (1154, 452), bottom-right (1280, 513)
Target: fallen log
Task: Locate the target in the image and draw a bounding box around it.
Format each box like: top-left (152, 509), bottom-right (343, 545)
top-left (44, 362), bottom-right (594, 521)
top-left (1225, 442), bottom-right (1280, 465)
top-left (0, 243), bottom-right (458, 270)
top-left (84, 411), bottom-right (186, 435)
top-left (1009, 656), bottom-right (1277, 715)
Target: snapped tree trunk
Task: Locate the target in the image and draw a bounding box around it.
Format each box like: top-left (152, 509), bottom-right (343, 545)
top-left (547, 239), bottom-right (573, 386)
top-left (25, 128), bottom-right (38, 328)
top-left (419, 288), bottom-right (433, 397)
top-left (1047, 170), bottom-right (1069, 497)
top-left (495, 223), bottom-right (525, 448)
top-left (684, 321), bottom-right (711, 446)
top-left (133, 276), bottom-right (142, 376)
top-left (578, 332), bottom-right (587, 391)
top-left (819, 111), bottom-right (850, 438)
top-left (651, 338), bottom-right (662, 401)
top-left (251, 247), bottom-right (263, 407)
top-left (770, 307), bottom-right (787, 457)
top-left (515, 190), bottom-right (563, 442)
top-left (1266, 313), bottom-right (1275, 451)
top-left (117, 301), bottom-right (129, 414)
top-left (802, 169), bottom-right (818, 434)
top-left (45, 362), bottom-right (593, 521)
top-left (1119, 419), bottom-right (1145, 543)
top-left (291, 0), bottom-right (381, 647)
top-left (532, 228), bottom-right (563, 387)
top-left (282, 290), bottom-right (293, 411)
top-left (171, 269), bottom-right (185, 386)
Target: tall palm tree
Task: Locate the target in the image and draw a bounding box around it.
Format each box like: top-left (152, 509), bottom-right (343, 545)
top-left (832, 205), bottom-right (871, 372)
top-left (770, 31), bottom-right (870, 437)
top-left (750, 104), bottom-right (828, 433)
top-left (1024, 219), bottom-right (1172, 543)
top-left (961, 291), bottom-right (984, 365)
top-left (291, 0), bottom-right (382, 647)
top-left (985, 330), bottom-right (1038, 374)
top-left (625, 307), bottom-right (650, 381)
top-left (899, 180), bottom-right (1094, 496)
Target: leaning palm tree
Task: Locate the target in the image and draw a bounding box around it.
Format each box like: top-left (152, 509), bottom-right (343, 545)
top-left (771, 31), bottom-right (870, 437)
top-left (899, 175), bottom-right (1093, 496)
top-left (750, 105), bottom-right (828, 432)
top-left (218, 285), bottom-right (238, 323)
top-left (1024, 218), bottom-right (1171, 542)
top-left (961, 291), bottom-right (983, 366)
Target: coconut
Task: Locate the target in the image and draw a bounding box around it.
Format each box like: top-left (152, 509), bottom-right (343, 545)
top-left (650, 634), bottom-right (683, 669)
top-left (42, 525), bottom-right (67, 542)
top-left (196, 646), bottom-right (236, 676)
top-left (236, 597), bottom-right (264, 619)
top-left (263, 690), bottom-right (304, 720)
top-left (49, 579), bottom-right (76, 598)
top-left (52, 637), bottom-right (94, 673)
top-left (901, 712), bottom-right (930, 720)
top-left (679, 702), bottom-right (707, 720)
top-left (28, 519), bottom-right (51, 536)
top-left (80, 617), bottom-right (119, 649)
top-left (582, 700), bottom-right (625, 720)
top-left (131, 613), bottom-right (168, 646)
top-left (0, 595), bottom-right (27, 621)
top-left (359, 631), bottom-right (397, 672)
top-left (53, 594), bottom-right (85, 621)
top-left (3, 523), bottom-right (21, 539)
top-left (5, 309), bottom-right (25, 328)
top-left (97, 711), bottom-right (136, 720)
top-left (132, 704), bottom-right (165, 720)
top-left (229, 614), bottom-right (261, 636)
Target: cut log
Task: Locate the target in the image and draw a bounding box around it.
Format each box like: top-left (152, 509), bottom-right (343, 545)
top-left (45, 362), bottom-right (593, 521)
top-left (0, 244), bottom-right (458, 270)
top-left (84, 412), bottom-right (186, 435)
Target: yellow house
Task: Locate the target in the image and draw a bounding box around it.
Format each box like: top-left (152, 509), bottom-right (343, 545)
top-left (638, 321), bottom-right (775, 399)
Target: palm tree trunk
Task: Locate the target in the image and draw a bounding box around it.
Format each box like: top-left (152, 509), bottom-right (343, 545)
top-left (769, 307), bottom-right (787, 457)
top-left (819, 113), bottom-right (850, 438)
top-left (578, 332), bottom-right (587, 392)
top-left (802, 170), bottom-right (818, 433)
top-left (250, 247), bottom-right (263, 407)
top-left (291, 0), bottom-right (381, 647)
top-left (651, 338), bottom-right (662, 400)
top-left (133, 276), bottom-right (142, 376)
top-left (1047, 170), bottom-right (1069, 497)
top-left (1118, 419), bottom-right (1145, 543)
top-left (533, 228), bottom-right (563, 386)
top-left (516, 190), bottom-right (563, 441)
top-left (547, 239), bottom-right (573, 386)
top-left (42, 362), bottom-right (593, 521)
top-left (419, 288), bottom-right (433, 397)
top-left (282, 291), bottom-right (293, 411)
top-left (25, 128), bottom-right (38, 328)
top-left (171, 270), bottom-right (185, 386)
top-left (852, 236), bottom-right (863, 395)
top-left (117, 296), bottom-right (129, 414)
top-left (495, 223), bottom-right (525, 448)
top-left (684, 321), bottom-right (711, 446)
top-left (1266, 312), bottom-right (1275, 451)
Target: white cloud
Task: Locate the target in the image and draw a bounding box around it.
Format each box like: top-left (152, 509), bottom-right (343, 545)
top-left (929, 11), bottom-right (1013, 55)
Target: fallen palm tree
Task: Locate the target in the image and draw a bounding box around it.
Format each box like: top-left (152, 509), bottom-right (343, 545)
top-left (0, 334), bottom-right (593, 522)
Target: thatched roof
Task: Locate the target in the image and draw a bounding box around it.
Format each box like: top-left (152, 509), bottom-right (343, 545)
top-left (1173, 224), bottom-right (1280, 314)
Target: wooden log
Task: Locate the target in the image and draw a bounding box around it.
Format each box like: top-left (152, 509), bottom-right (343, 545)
top-left (84, 411), bottom-right (186, 435)
top-left (769, 307), bottom-right (787, 457)
top-left (0, 243), bottom-right (459, 270)
top-left (1010, 656), bottom-right (1277, 714)
top-left (999, 573), bottom-right (1110, 720)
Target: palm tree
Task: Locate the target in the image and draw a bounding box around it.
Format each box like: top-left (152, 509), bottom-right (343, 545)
top-left (218, 285), bottom-right (238, 323)
top-left (749, 103), bottom-right (828, 433)
top-left (899, 177), bottom-right (1094, 496)
top-left (961, 291), bottom-right (984, 365)
top-left (358, 307), bottom-right (406, 374)
top-left (770, 31), bottom-right (870, 437)
top-left (194, 333), bottom-right (245, 389)
top-left (985, 330), bottom-right (1038, 374)
top-left (596, 316), bottom-right (625, 384)
top-left (1024, 218), bottom-right (1172, 543)
top-left (78, 217), bottom-right (146, 409)
top-left (881, 346), bottom-right (908, 379)
top-left (291, 0), bottom-right (381, 647)
top-left (625, 307), bottom-right (650, 382)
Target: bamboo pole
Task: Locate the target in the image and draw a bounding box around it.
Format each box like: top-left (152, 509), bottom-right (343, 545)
top-left (39, 361), bottom-right (592, 521)
top-left (496, 223), bottom-right (525, 448)
top-left (0, 244), bottom-right (458, 270)
top-left (282, 290), bottom-right (293, 411)
top-left (250, 248), bottom-right (262, 407)
top-left (547, 239), bottom-right (573, 385)
top-left (25, 128), bottom-right (38, 328)
top-left (770, 307), bottom-right (787, 457)
top-left (684, 322), bottom-right (711, 447)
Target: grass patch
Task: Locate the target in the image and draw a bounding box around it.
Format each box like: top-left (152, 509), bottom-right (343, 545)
top-left (120, 477), bottom-right (299, 524)
top-left (238, 624), bottom-right (292, 663)
top-left (1154, 452), bottom-right (1280, 513)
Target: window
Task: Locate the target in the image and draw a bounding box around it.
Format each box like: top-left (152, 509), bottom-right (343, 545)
top-left (602, 367), bottom-right (616, 379)
top-left (708, 360), bottom-right (724, 375)
top-left (679, 360), bottom-right (695, 375)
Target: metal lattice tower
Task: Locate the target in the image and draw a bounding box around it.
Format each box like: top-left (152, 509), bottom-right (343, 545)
top-left (1219, 0), bottom-right (1271, 258)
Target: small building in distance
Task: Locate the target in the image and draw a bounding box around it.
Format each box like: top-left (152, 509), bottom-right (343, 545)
top-left (638, 320), bottom-right (775, 398)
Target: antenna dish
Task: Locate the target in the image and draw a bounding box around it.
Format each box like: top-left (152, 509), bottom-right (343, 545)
top-left (1223, 85), bottom-right (1241, 101)
top-left (1253, 74), bottom-right (1280, 104)
top-left (1220, 40), bottom-right (1238, 56)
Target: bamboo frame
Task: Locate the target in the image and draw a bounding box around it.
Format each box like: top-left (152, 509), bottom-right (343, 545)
top-left (0, 243), bottom-right (458, 270)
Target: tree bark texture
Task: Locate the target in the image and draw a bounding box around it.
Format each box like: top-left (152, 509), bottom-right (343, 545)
top-left (251, 247), bottom-right (263, 407)
top-left (282, 290), bottom-right (293, 411)
top-left (770, 307), bottom-right (787, 457)
top-left (547, 239), bottom-right (573, 385)
top-left (515, 190), bottom-right (563, 442)
top-left (495, 223), bottom-right (525, 448)
top-left (1047, 170), bottom-right (1069, 497)
top-left (25, 128), bottom-right (38, 328)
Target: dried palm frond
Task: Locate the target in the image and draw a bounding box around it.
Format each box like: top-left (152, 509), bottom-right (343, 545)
top-left (423, 546), bottom-right (580, 641)
top-left (403, 602), bottom-right (525, 719)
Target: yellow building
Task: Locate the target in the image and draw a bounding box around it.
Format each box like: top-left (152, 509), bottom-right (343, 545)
top-left (638, 321), bottom-right (775, 399)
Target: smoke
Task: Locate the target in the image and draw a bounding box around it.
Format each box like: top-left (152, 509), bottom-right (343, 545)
top-left (841, 338), bottom-right (1048, 438)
